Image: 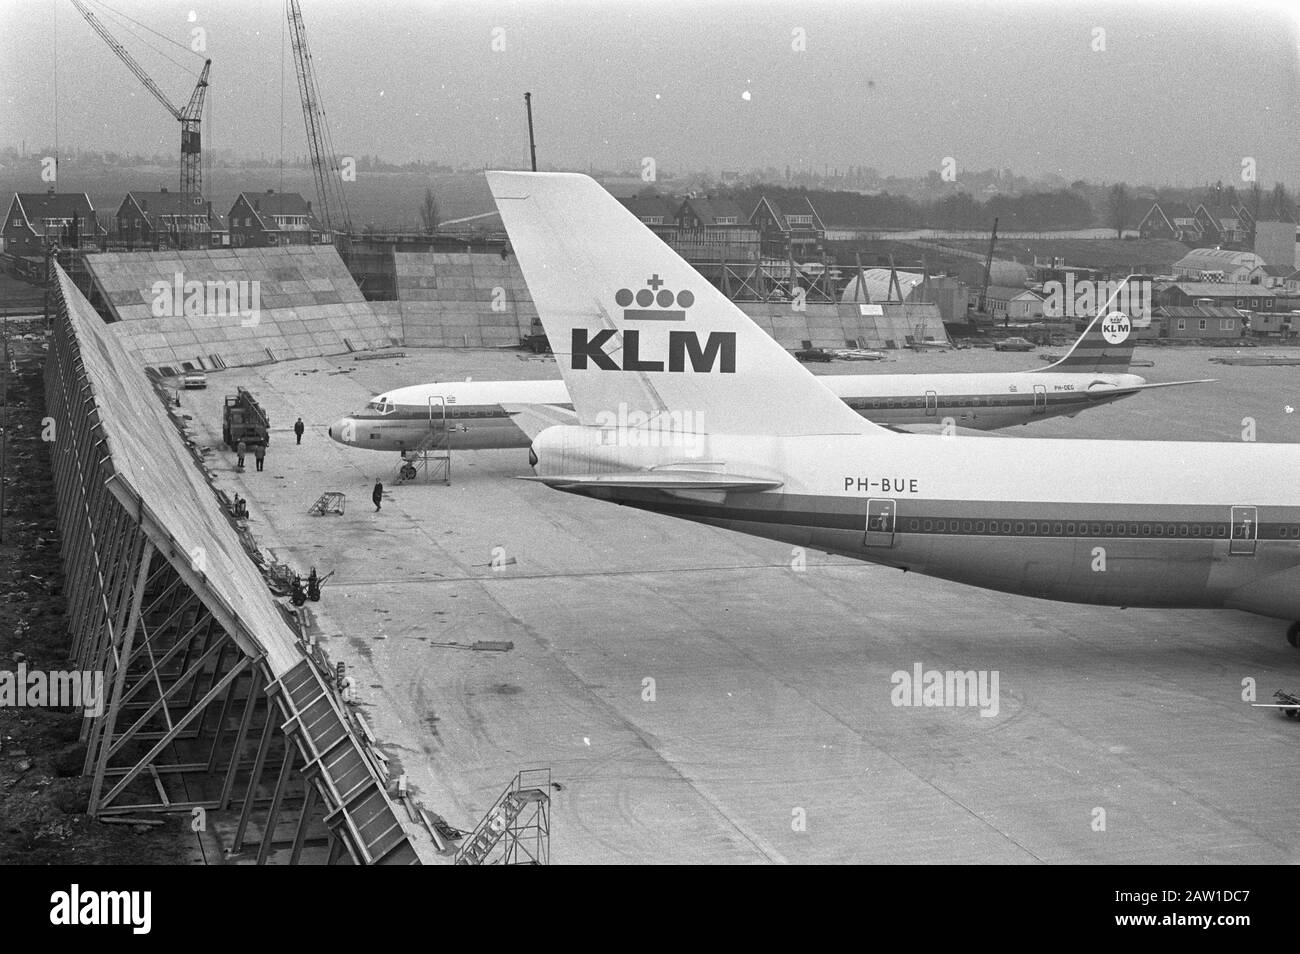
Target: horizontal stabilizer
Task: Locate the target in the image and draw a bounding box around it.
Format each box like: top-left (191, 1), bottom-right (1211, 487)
top-left (502, 402), bottom-right (579, 439)
top-left (518, 470), bottom-right (782, 491)
top-left (1089, 378), bottom-right (1216, 394)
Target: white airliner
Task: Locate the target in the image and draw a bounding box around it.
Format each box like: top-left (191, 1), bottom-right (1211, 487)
top-left (328, 312), bottom-right (1206, 454)
top-left (485, 170), bottom-right (1300, 646)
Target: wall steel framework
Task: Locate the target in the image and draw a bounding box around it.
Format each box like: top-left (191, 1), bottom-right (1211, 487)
top-left (45, 264), bottom-right (420, 864)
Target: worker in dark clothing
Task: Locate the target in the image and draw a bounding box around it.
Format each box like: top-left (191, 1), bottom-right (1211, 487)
top-left (307, 567), bottom-right (321, 601)
top-left (294, 417), bottom-right (305, 445)
top-left (254, 442), bottom-right (266, 472)
top-left (372, 480), bottom-right (383, 512)
top-left (236, 439), bottom-right (246, 470)
top-left (289, 574), bottom-right (307, 607)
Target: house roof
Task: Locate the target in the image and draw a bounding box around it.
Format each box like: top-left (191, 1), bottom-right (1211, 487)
top-left (117, 190), bottom-right (221, 231)
top-left (1158, 281), bottom-right (1276, 297)
top-left (1198, 203), bottom-right (1252, 230)
top-left (1139, 202), bottom-right (1173, 231)
top-left (120, 190), bottom-right (205, 217)
top-left (618, 194), bottom-right (677, 222)
top-left (984, 284), bottom-right (1041, 301)
top-left (7, 191), bottom-right (100, 235)
top-left (751, 195), bottom-right (825, 232)
top-left (233, 191), bottom-right (323, 231)
top-left (1164, 202), bottom-right (1198, 220)
top-left (676, 196), bottom-right (745, 226)
top-left (1156, 305), bottom-right (1243, 319)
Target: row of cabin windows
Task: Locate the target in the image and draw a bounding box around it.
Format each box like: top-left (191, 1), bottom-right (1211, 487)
top-left (898, 518), bottom-right (1291, 539)
top-left (848, 395), bottom-right (1037, 410)
top-left (447, 407), bottom-right (508, 418)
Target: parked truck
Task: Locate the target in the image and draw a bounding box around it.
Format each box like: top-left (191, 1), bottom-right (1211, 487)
top-left (222, 387), bottom-right (270, 451)
top-left (520, 317), bottom-right (551, 354)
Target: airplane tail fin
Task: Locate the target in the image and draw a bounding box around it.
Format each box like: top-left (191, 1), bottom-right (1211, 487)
top-left (486, 171), bottom-right (883, 437)
top-left (1037, 311), bottom-right (1137, 373)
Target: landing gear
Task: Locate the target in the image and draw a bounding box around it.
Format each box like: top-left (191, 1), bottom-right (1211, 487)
top-left (1287, 621), bottom-right (1300, 648)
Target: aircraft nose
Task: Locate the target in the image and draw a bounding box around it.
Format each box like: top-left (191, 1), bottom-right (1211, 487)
top-left (328, 424), bottom-right (335, 440)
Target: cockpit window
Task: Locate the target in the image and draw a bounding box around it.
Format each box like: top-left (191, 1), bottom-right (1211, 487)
top-left (366, 397), bottom-right (396, 415)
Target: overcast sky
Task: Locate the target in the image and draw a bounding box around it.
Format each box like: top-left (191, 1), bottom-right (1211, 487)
top-left (2, 0), bottom-right (1298, 186)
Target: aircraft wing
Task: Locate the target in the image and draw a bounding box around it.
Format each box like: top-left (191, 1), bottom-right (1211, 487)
top-left (883, 423), bottom-right (1013, 437)
top-left (518, 470), bottom-right (783, 492)
top-left (502, 402), bottom-right (579, 439)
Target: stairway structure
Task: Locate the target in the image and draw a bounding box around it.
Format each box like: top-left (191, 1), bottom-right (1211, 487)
top-left (454, 769), bottom-right (551, 865)
top-left (397, 396), bottom-right (450, 484)
top-left (308, 492), bottom-right (347, 516)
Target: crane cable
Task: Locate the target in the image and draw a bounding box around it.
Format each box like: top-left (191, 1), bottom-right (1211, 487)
top-left (82, 0), bottom-right (205, 79)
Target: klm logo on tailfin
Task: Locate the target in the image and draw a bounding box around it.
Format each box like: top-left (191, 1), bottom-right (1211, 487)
top-left (571, 275), bottom-right (736, 373)
top-left (1051, 311), bottom-right (1138, 372)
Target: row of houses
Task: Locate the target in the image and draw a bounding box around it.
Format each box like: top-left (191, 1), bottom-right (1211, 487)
top-left (1137, 201), bottom-right (1255, 248)
top-left (618, 192), bottom-right (827, 260)
top-left (2, 187), bottom-right (329, 258)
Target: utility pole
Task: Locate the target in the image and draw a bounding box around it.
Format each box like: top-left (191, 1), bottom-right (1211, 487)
top-left (524, 92), bottom-right (537, 172)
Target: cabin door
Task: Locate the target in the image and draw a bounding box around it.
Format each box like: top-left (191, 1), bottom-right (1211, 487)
top-left (1229, 505), bottom-right (1258, 556)
top-left (1032, 384), bottom-right (1047, 414)
top-left (864, 498), bottom-right (897, 547)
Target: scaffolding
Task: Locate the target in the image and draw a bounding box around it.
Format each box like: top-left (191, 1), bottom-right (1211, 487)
top-left (45, 263), bottom-right (421, 864)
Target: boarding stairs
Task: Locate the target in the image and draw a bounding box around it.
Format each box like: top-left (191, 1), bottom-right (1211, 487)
top-left (396, 397), bottom-right (450, 485)
top-left (308, 492), bottom-right (347, 516)
top-left (454, 769), bottom-right (551, 865)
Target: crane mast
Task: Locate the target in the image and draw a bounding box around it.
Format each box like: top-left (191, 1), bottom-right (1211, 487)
top-left (977, 216), bottom-right (999, 318)
top-left (70, 0), bottom-right (210, 199)
top-left (286, 0), bottom-right (352, 235)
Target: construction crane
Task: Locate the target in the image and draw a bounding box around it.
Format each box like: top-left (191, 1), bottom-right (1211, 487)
top-left (70, 0), bottom-right (210, 200)
top-left (976, 216), bottom-right (999, 319)
top-left (286, 0), bottom-right (352, 235)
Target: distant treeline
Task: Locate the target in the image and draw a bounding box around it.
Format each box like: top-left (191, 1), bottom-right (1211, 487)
top-left (721, 180), bottom-right (1296, 232)
top-left (721, 184), bottom-right (1097, 231)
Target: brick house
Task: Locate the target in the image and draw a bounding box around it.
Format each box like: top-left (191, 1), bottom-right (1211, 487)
top-left (2, 189), bottom-right (104, 256)
top-left (115, 189), bottom-right (229, 248)
top-left (227, 190), bottom-right (327, 247)
top-left (749, 195), bottom-right (825, 258)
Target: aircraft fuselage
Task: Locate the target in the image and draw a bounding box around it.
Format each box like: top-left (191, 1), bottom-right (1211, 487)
top-left (529, 425), bottom-right (1300, 620)
top-left (330, 370), bottom-right (1152, 453)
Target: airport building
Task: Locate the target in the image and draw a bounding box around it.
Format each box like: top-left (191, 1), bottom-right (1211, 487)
top-left (1171, 248), bottom-right (1267, 283)
top-left (1154, 304), bottom-right (1245, 339)
top-left (1156, 280), bottom-right (1279, 311)
top-left (982, 284), bottom-right (1045, 320)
